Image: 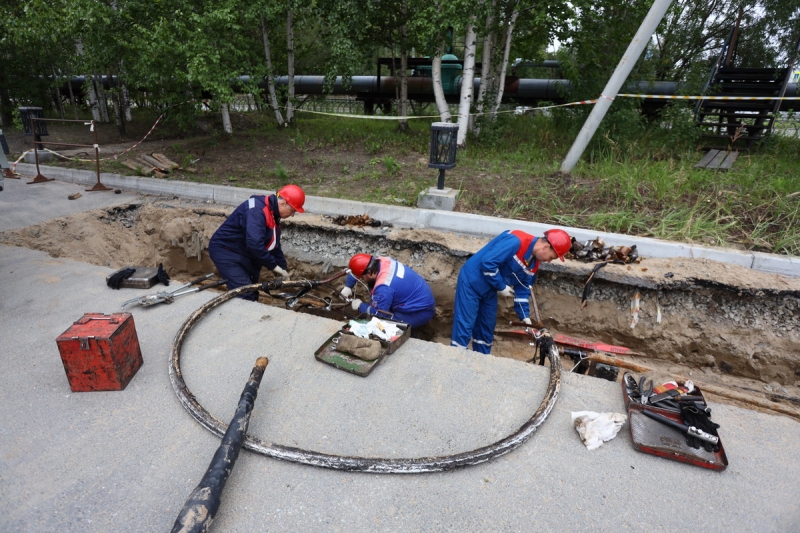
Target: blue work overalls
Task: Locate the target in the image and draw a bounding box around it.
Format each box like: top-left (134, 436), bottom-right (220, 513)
top-left (450, 231), bottom-right (539, 354)
top-left (208, 194), bottom-right (286, 301)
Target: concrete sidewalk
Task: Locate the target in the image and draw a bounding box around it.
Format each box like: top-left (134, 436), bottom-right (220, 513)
top-left (1, 171), bottom-right (799, 532)
top-left (14, 162), bottom-right (799, 277)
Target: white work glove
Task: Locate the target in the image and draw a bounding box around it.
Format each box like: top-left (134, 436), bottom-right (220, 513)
top-left (522, 317), bottom-right (532, 325)
top-left (340, 286), bottom-right (353, 299)
top-left (351, 298), bottom-right (363, 311)
top-left (499, 285), bottom-right (514, 298)
top-left (272, 266), bottom-right (290, 278)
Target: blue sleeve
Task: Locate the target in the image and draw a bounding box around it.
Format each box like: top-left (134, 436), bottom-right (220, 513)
top-left (480, 234), bottom-right (520, 292)
top-left (345, 273), bottom-right (358, 288)
top-left (244, 206), bottom-right (282, 270)
top-left (363, 285), bottom-right (395, 319)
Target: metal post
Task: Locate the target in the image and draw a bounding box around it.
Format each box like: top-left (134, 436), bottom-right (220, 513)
top-left (87, 120), bottom-right (111, 191)
top-left (437, 169), bottom-right (446, 190)
top-left (28, 117), bottom-right (53, 184)
top-left (559, 0), bottom-right (674, 173)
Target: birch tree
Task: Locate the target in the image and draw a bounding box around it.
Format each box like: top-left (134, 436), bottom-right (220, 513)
top-left (456, 22), bottom-right (477, 146)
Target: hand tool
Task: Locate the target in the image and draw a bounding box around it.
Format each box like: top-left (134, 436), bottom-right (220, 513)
top-left (641, 409), bottom-right (719, 445)
top-left (121, 273), bottom-right (216, 309)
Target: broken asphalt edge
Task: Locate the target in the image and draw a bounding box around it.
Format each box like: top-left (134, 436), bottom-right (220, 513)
top-left (15, 163), bottom-right (799, 278)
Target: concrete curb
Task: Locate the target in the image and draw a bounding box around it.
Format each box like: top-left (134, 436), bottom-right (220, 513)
top-left (16, 162), bottom-right (799, 277)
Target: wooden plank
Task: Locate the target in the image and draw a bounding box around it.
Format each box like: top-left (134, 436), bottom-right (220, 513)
top-left (694, 149), bottom-right (719, 168)
top-left (121, 159), bottom-right (153, 176)
top-left (719, 150), bottom-right (739, 170)
top-left (151, 153), bottom-right (180, 169)
top-left (706, 150), bottom-right (728, 169)
top-left (140, 154), bottom-right (170, 172)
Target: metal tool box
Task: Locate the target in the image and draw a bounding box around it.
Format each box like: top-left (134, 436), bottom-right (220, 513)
top-left (315, 320), bottom-right (410, 377)
top-left (622, 378), bottom-right (728, 471)
top-left (56, 313), bottom-right (143, 392)
top-left (105, 266), bottom-right (159, 289)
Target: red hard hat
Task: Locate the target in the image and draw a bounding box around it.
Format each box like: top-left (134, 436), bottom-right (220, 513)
top-left (348, 254), bottom-right (372, 277)
top-left (544, 229), bottom-right (571, 262)
top-left (277, 184), bottom-right (305, 213)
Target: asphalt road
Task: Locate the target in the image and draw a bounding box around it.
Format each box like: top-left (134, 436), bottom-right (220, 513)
top-left (1, 177), bottom-right (799, 532)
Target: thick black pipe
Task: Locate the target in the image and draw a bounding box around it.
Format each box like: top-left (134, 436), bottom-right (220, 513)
top-left (171, 357), bottom-right (269, 533)
top-left (62, 75), bottom-right (798, 109)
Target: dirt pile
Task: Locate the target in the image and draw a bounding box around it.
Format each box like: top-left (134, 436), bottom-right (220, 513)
top-left (1, 196), bottom-right (799, 410)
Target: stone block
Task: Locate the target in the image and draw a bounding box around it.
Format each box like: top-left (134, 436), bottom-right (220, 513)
top-left (417, 186), bottom-right (459, 211)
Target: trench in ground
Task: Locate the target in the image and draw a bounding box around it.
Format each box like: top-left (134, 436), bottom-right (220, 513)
top-left (1, 200), bottom-right (798, 411)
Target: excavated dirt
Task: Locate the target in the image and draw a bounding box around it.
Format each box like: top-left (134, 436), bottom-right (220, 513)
top-left (2, 195), bottom-right (799, 417)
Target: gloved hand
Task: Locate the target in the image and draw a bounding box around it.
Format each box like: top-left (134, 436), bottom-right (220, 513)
top-left (351, 298), bottom-right (363, 311)
top-left (107, 267), bottom-right (136, 290)
top-left (340, 286), bottom-right (353, 299)
top-left (499, 285), bottom-right (514, 298)
top-left (272, 266), bottom-right (290, 278)
top-left (156, 263), bottom-right (170, 286)
top-left (522, 317), bottom-right (532, 325)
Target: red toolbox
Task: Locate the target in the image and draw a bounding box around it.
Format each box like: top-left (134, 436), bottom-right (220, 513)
top-left (56, 313), bottom-right (143, 392)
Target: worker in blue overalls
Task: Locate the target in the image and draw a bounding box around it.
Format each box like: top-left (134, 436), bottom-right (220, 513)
top-left (450, 228), bottom-right (571, 354)
top-left (340, 254), bottom-right (436, 329)
top-left (208, 184), bottom-right (305, 301)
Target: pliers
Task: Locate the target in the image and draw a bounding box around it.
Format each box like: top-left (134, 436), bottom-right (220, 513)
top-left (638, 376), bottom-right (654, 405)
top-left (121, 273), bottom-right (222, 309)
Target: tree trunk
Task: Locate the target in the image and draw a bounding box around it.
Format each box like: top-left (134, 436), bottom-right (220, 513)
top-left (399, 24), bottom-right (410, 131)
top-left (286, 10), bottom-right (295, 125)
top-left (65, 66), bottom-right (79, 120)
top-left (457, 21), bottom-right (477, 147)
top-left (52, 66), bottom-right (66, 119)
top-left (260, 14), bottom-right (286, 127)
top-left (474, 7), bottom-right (497, 134)
top-left (221, 102), bottom-right (232, 133)
top-left (109, 70), bottom-right (126, 137)
top-left (432, 52), bottom-right (452, 122)
top-left (491, 7), bottom-right (519, 118)
top-left (87, 77), bottom-right (101, 122)
top-left (0, 68), bottom-right (13, 126)
top-left (122, 82), bottom-right (132, 121)
top-left (95, 74), bottom-right (110, 123)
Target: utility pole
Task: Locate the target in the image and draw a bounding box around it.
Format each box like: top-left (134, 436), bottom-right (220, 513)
top-left (560, 0), bottom-right (674, 173)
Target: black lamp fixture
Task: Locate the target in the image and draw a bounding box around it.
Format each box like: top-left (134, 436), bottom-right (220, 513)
top-left (428, 122), bottom-right (459, 190)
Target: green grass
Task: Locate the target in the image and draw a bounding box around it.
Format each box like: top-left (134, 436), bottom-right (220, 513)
top-left (28, 105), bottom-right (800, 256)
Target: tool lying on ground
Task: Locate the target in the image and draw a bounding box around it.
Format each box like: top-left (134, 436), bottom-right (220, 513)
top-left (623, 372), bottom-right (727, 470)
top-left (121, 273), bottom-right (224, 309)
top-left (640, 409), bottom-right (719, 445)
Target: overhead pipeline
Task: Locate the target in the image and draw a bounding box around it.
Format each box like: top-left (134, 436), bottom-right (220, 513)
top-left (65, 75), bottom-right (798, 109)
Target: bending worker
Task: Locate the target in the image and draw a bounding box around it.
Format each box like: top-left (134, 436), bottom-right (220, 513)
top-left (450, 228), bottom-right (571, 354)
top-left (208, 184), bottom-right (305, 300)
top-left (341, 254), bottom-right (436, 329)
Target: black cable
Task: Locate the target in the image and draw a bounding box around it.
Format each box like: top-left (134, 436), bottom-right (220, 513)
top-left (169, 281), bottom-right (562, 473)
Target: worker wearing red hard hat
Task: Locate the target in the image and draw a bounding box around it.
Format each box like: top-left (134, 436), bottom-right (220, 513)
top-left (208, 184), bottom-right (305, 300)
top-left (450, 228), bottom-right (571, 354)
top-left (341, 253), bottom-right (436, 329)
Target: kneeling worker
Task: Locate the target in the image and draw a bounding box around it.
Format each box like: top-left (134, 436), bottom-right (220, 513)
top-left (208, 184), bottom-right (305, 300)
top-left (341, 254), bottom-right (436, 329)
top-left (450, 228), bottom-right (571, 354)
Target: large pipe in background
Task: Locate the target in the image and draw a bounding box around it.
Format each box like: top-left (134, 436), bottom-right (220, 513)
top-left (62, 75), bottom-right (797, 108)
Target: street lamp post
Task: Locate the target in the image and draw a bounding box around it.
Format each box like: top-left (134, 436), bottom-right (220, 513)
top-left (428, 122), bottom-right (459, 190)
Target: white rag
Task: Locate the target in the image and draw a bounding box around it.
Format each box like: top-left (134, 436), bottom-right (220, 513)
top-left (571, 411), bottom-right (627, 451)
top-left (348, 318), bottom-right (401, 341)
